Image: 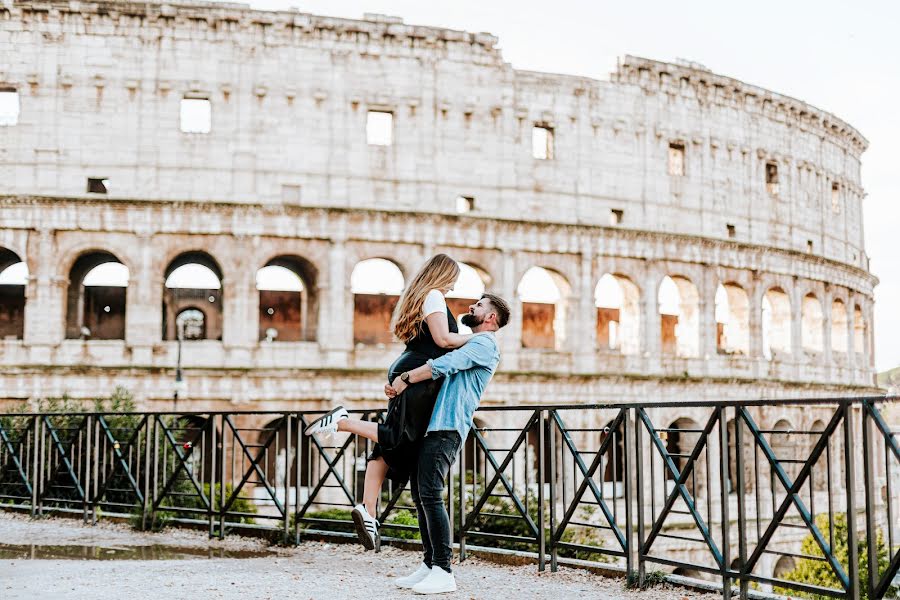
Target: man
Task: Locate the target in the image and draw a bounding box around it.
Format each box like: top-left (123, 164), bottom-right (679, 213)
top-left (387, 292), bottom-right (510, 595)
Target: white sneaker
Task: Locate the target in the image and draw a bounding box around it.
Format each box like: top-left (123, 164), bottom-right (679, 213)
top-left (304, 407), bottom-right (348, 435)
top-left (351, 504), bottom-right (380, 552)
top-left (412, 567), bottom-right (456, 594)
top-left (395, 563), bottom-right (431, 589)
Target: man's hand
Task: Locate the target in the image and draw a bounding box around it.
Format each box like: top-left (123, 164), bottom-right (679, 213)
top-left (390, 376), bottom-right (408, 396)
top-left (384, 384), bottom-right (397, 398)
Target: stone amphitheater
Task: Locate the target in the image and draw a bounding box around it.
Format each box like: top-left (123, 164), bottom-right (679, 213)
top-left (0, 1), bottom-right (878, 412)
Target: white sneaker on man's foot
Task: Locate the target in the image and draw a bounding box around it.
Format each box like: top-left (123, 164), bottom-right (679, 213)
top-left (412, 567), bottom-right (456, 594)
top-left (351, 504), bottom-right (380, 552)
top-left (395, 563), bottom-right (431, 589)
top-left (304, 407), bottom-right (348, 435)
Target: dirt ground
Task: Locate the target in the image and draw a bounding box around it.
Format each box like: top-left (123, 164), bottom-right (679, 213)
top-left (0, 511), bottom-right (713, 600)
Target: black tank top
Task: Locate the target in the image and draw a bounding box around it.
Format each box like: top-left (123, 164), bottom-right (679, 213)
top-left (404, 305), bottom-right (459, 360)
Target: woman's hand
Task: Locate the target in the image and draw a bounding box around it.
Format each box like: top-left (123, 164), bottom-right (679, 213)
top-left (390, 376), bottom-right (408, 395)
top-left (384, 384), bottom-right (397, 398)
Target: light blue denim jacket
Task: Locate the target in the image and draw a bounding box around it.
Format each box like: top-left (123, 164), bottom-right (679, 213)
top-left (425, 333), bottom-right (500, 443)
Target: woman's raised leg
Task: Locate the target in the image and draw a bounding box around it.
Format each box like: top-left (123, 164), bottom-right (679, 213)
top-left (336, 418), bottom-right (379, 442)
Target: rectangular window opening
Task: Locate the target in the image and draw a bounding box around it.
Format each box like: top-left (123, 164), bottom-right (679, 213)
top-left (610, 209), bottom-right (624, 225)
top-left (456, 195), bottom-right (475, 214)
top-left (366, 110), bottom-right (393, 146)
top-left (831, 182), bottom-right (840, 213)
top-left (726, 224), bottom-right (736, 238)
top-left (281, 184), bottom-right (302, 205)
top-left (87, 177), bottom-right (108, 194)
top-left (766, 162), bottom-right (779, 195)
top-left (668, 142), bottom-right (685, 176)
top-left (180, 96), bottom-right (211, 133)
top-left (0, 88), bottom-right (19, 126)
top-left (807, 240), bottom-right (814, 254)
top-left (532, 124), bottom-right (554, 159)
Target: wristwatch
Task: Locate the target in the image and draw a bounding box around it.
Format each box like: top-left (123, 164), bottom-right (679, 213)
top-left (400, 372), bottom-right (410, 383)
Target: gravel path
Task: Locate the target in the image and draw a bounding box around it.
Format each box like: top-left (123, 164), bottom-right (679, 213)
top-left (0, 512), bottom-right (712, 600)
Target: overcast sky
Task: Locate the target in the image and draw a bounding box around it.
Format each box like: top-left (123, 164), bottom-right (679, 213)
top-left (231, 0), bottom-right (899, 372)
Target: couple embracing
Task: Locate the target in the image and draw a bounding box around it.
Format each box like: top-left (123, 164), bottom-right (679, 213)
top-left (305, 254), bottom-right (511, 595)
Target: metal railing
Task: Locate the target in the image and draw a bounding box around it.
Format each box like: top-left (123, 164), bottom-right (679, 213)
top-left (0, 396), bottom-right (898, 599)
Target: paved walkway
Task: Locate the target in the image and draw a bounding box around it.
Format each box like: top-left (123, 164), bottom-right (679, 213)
top-left (0, 512), bottom-right (709, 599)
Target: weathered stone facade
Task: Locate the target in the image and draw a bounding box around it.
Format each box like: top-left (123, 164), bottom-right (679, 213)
top-left (0, 1), bottom-right (878, 414)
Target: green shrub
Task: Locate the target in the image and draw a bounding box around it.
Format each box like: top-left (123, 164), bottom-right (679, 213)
top-left (132, 481), bottom-right (256, 531)
top-left (384, 509), bottom-right (421, 540)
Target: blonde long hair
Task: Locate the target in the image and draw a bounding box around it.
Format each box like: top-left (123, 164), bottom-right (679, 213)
top-left (392, 254), bottom-right (460, 343)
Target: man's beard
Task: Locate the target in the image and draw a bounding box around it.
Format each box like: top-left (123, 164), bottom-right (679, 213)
top-left (461, 312), bottom-right (483, 327)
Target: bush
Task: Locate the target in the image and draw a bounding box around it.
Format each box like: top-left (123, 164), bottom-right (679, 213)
top-left (132, 482), bottom-right (257, 531)
top-left (291, 508), bottom-right (355, 536)
top-left (384, 509), bottom-right (421, 540)
top-left (776, 513), bottom-right (897, 599)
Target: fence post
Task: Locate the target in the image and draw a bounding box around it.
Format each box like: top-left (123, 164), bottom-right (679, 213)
top-left (634, 407), bottom-right (646, 587)
top-left (843, 401), bottom-right (860, 600)
top-left (718, 406), bottom-right (731, 600)
top-left (624, 407), bottom-right (634, 580)
top-left (861, 401), bottom-right (878, 600)
top-left (458, 433), bottom-right (467, 562)
top-left (734, 407), bottom-right (748, 600)
top-left (209, 414), bottom-right (217, 538)
top-left (549, 409), bottom-right (558, 572)
top-left (84, 415), bottom-right (92, 525)
top-left (30, 416), bottom-right (39, 517)
top-left (538, 409), bottom-right (546, 572)
top-left (142, 415), bottom-right (151, 531)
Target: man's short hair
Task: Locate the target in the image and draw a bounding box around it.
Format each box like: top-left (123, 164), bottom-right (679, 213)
top-left (481, 293), bottom-right (511, 329)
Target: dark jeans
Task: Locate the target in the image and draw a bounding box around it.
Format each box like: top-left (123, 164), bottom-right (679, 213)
top-left (410, 430), bottom-right (461, 572)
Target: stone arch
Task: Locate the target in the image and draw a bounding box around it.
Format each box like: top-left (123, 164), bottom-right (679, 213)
top-left (773, 555), bottom-right (796, 579)
top-left (771, 418), bottom-right (798, 479)
top-left (517, 266), bottom-right (572, 350)
top-left (801, 293), bottom-right (824, 352)
top-left (351, 257), bottom-right (405, 346)
top-left (0, 247), bottom-right (27, 339)
top-left (65, 250), bottom-right (129, 340)
top-left (715, 282), bottom-right (750, 355)
top-left (658, 275), bottom-right (699, 358)
top-left (665, 417), bottom-right (704, 496)
top-left (447, 262), bottom-right (491, 333)
top-left (762, 287), bottom-right (792, 359)
top-left (601, 418), bottom-right (625, 494)
top-left (163, 251), bottom-right (224, 341)
top-left (595, 273), bottom-right (641, 354)
top-left (831, 298), bottom-right (848, 354)
top-left (255, 416), bottom-right (308, 507)
top-left (257, 255), bottom-right (319, 342)
top-left (463, 415), bottom-right (489, 472)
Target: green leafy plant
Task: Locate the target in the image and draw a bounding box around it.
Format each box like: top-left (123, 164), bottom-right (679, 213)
top-left (776, 513), bottom-right (896, 599)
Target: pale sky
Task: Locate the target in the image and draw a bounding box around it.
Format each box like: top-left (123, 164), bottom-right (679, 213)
top-left (230, 0), bottom-right (898, 372)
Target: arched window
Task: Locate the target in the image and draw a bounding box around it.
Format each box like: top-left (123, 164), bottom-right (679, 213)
top-left (517, 266), bottom-right (571, 350)
top-left (831, 299), bottom-right (848, 354)
top-left (801, 294), bottom-right (824, 352)
top-left (762, 288), bottom-right (791, 359)
top-left (351, 258), bottom-right (404, 345)
top-left (665, 417), bottom-right (703, 495)
top-left (257, 256), bottom-right (318, 342)
top-left (715, 283), bottom-right (750, 355)
top-left (595, 274), bottom-right (641, 354)
top-left (65, 251), bottom-right (129, 340)
top-left (163, 252), bottom-right (223, 341)
top-left (658, 276), bottom-right (699, 357)
top-left (0, 249), bottom-right (27, 340)
top-left (446, 263), bottom-right (490, 334)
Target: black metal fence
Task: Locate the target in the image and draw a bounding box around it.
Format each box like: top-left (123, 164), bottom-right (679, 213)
top-left (1, 397), bottom-right (898, 599)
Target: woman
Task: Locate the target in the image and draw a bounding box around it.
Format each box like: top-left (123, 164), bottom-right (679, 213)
top-left (304, 254), bottom-right (476, 551)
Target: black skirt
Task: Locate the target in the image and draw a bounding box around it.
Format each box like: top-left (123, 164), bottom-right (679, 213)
top-left (368, 351), bottom-right (443, 486)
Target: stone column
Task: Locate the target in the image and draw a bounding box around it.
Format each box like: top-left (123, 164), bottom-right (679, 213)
top-left (319, 236), bottom-right (353, 366)
top-left (499, 250), bottom-right (522, 368)
top-left (23, 229), bottom-right (65, 362)
top-left (747, 274), bottom-right (763, 360)
top-left (641, 265), bottom-right (661, 372)
top-left (822, 287), bottom-right (833, 371)
top-left (573, 247), bottom-right (597, 371)
top-left (698, 266), bottom-right (716, 364)
top-left (125, 233), bottom-right (161, 364)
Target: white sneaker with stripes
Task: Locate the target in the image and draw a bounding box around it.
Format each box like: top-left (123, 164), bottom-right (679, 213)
top-left (304, 407), bottom-right (349, 436)
top-left (351, 503), bottom-right (381, 552)
top-left (395, 563), bottom-right (431, 588)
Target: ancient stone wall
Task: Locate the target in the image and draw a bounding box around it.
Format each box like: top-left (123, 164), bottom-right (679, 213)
top-left (0, 1), bottom-right (879, 410)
